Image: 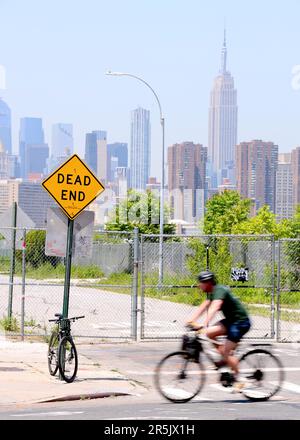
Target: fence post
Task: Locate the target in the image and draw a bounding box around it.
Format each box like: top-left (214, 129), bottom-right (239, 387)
top-left (206, 245), bottom-right (210, 270)
top-left (276, 240), bottom-right (281, 342)
top-left (131, 227), bottom-right (139, 341)
top-left (21, 228), bottom-right (26, 341)
top-left (271, 236), bottom-right (276, 339)
top-left (8, 202), bottom-right (17, 319)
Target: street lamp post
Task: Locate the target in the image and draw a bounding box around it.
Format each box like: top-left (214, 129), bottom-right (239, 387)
top-left (106, 71), bottom-right (165, 284)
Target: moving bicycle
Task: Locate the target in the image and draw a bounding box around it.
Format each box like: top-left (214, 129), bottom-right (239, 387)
top-left (155, 271), bottom-right (284, 402)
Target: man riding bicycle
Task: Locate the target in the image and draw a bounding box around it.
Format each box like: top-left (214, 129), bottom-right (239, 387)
top-left (186, 271), bottom-right (251, 388)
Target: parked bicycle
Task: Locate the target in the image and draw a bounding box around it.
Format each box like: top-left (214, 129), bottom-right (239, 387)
top-left (47, 313), bottom-right (85, 383)
top-left (155, 327), bottom-right (284, 403)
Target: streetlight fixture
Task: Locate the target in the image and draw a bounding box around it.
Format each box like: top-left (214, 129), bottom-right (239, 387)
top-left (106, 70), bottom-right (165, 284)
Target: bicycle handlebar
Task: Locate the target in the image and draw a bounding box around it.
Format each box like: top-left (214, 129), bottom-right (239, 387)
top-left (185, 325), bottom-right (223, 346)
top-left (48, 315), bottom-right (85, 323)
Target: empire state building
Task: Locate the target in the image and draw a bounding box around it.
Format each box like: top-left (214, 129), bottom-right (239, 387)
top-left (208, 31), bottom-right (238, 187)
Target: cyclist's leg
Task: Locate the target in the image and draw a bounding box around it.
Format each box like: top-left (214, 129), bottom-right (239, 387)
top-left (222, 339), bottom-right (239, 374)
top-left (225, 320), bottom-right (251, 376)
top-left (206, 321), bottom-right (227, 358)
top-left (206, 320), bottom-right (227, 340)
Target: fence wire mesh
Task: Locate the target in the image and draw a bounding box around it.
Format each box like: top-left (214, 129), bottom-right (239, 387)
top-left (0, 228), bottom-right (134, 340)
top-left (277, 239), bottom-right (300, 342)
top-left (0, 228), bottom-right (299, 342)
top-left (140, 234), bottom-right (276, 340)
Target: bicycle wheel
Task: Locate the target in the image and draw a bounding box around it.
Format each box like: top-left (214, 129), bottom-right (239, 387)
top-left (238, 349), bottom-right (284, 401)
top-left (48, 331), bottom-right (59, 376)
top-left (154, 351), bottom-right (205, 403)
top-left (58, 336), bottom-right (78, 383)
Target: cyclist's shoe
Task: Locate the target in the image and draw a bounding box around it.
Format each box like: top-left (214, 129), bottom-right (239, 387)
top-left (232, 378), bottom-right (246, 393)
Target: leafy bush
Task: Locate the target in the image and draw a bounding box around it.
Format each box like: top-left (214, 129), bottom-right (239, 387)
top-left (0, 316), bottom-right (20, 332)
top-left (16, 230), bottom-right (60, 269)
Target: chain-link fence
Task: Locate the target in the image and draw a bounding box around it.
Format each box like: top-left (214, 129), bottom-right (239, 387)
top-left (277, 239), bottom-right (300, 342)
top-left (140, 234), bottom-right (276, 340)
top-left (0, 228), bottom-right (299, 342)
top-left (0, 227), bottom-right (136, 340)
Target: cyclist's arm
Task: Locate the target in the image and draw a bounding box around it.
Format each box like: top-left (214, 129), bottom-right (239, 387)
top-left (203, 299), bottom-right (223, 327)
top-left (186, 299), bottom-right (211, 324)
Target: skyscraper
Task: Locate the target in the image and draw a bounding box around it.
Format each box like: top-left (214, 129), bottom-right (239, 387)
top-left (276, 153), bottom-right (294, 220)
top-left (19, 117), bottom-right (46, 178)
top-left (208, 30), bottom-right (238, 187)
top-left (0, 141), bottom-right (9, 178)
top-left (84, 130), bottom-right (107, 182)
top-left (168, 142), bottom-right (207, 222)
top-left (291, 147), bottom-right (300, 209)
top-left (0, 179), bottom-right (55, 225)
top-left (25, 143), bottom-right (49, 178)
top-left (236, 140), bottom-right (278, 213)
top-left (51, 123), bottom-right (73, 159)
top-left (107, 143), bottom-right (128, 183)
top-left (130, 107), bottom-right (151, 190)
top-left (0, 98), bottom-right (12, 154)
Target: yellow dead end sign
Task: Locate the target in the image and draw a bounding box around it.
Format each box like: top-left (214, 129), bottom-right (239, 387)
top-left (42, 154), bottom-right (105, 220)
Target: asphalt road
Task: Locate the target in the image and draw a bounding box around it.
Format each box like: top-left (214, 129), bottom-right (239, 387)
top-left (1, 341), bottom-right (300, 420)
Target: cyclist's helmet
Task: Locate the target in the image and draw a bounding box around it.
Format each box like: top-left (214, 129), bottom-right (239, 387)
top-left (197, 271), bottom-right (216, 285)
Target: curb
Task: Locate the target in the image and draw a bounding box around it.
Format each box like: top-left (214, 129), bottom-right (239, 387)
top-left (38, 391), bottom-right (135, 403)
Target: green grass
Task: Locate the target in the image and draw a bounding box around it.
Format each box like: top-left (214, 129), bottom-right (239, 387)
top-left (0, 260), bottom-right (105, 280)
top-left (248, 305), bottom-right (300, 324)
top-left (0, 316), bottom-right (20, 332)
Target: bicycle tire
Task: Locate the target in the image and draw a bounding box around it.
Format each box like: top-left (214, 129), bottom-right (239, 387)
top-left (154, 351), bottom-right (205, 403)
top-left (238, 348), bottom-right (285, 402)
top-left (48, 331), bottom-right (59, 376)
top-left (58, 336), bottom-right (78, 383)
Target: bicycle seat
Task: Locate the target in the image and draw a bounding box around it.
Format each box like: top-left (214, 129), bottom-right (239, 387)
top-left (55, 313), bottom-right (63, 319)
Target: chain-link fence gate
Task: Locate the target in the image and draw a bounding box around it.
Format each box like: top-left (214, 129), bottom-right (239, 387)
top-left (140, 234), bottom-right (276, 340)
top-left (277, 239), bottom-right (300, 342)
top-left (0, 228), bottom-right (136, 340)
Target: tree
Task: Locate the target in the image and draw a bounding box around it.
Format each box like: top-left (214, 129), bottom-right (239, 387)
top-left (105, 190), bottom-right (176, 235)
top-left (16, 230), bottom-right (60, 268)
top-left (232, 205), bottom-right (280, 238)
top-left (282, 206), bottom-right (300, 290)
top-left (288, 205), bottom-right (300, 238)
top-left (203, 190), bottom-right (251, 235)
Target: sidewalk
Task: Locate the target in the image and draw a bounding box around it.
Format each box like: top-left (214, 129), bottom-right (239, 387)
top-left (0, 338), bottom-right (145, 407)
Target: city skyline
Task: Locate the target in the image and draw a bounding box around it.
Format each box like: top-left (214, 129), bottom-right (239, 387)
top-left (1, 1), bottom-right (300, 178)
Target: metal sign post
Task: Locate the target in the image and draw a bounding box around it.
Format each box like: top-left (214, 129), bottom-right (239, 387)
top-left (62, 218), bottom-right (74, 319)
top-left (59, 218), bottom-right (74, 381)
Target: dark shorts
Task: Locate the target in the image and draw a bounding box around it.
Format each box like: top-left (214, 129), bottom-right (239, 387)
top-left (219, 318), bottom-right (251, 343)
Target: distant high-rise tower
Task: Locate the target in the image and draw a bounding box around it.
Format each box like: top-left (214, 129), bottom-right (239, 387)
top-left (19, 117), bottom-right (48, 179)
top-left (0, 141), bottom-right (9, 178)
top-left (130, 107), bottom-right (151, 190)
top-left (84, 130), bottom-right (107, 182)
top-left (291, 147), bottom-right (300, 209)
top-left (0, 98), bottom-right (12, 155)
top-left (52, 123), bottom-right (73, 159)
top-left (168, 142), bottom-right (207, 223)
top-left (276, 153), bottom-right (294, 220)
top-left (107, 143), bottom-right (128, 183)
top-left (236, 140), bottom-right (278, 213)
top-left (208, 30), bottom-right (238, 187)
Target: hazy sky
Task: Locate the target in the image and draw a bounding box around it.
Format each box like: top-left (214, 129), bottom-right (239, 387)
top-left (1, 0), bottom-right (300, 177)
